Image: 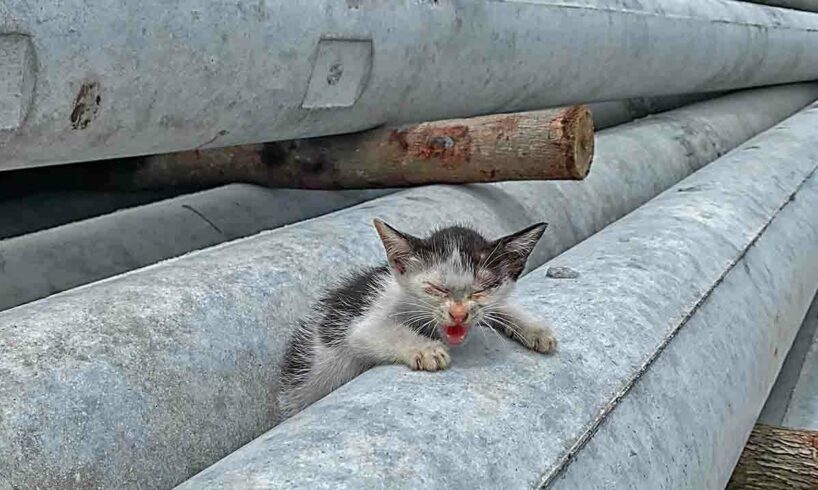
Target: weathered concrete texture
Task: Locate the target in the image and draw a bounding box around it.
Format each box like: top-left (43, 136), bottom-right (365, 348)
top-left (767, 296), bottom-right (818, 430)
top-left (0, 86), bottom-right (814, 490)
top-left (0, 34), bottom-right (35, 131)
top-left (0, 184), bottom-right (390, 311)
top-left (741, 1), bottom-right (818, 13)
top-left (589, 92), bottom-right (721, 130)
top-left (758, 293), bottom-right (818, 426)
top-left (179, 103), bottom-right (818, 490)
top-left (3, 0), bottom-right (818, 169)
top-left (0, 190), bottom-right (179, 239)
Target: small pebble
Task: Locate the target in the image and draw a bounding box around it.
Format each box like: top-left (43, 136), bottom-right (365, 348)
top-left (546, 266), bottom-right (579, 279)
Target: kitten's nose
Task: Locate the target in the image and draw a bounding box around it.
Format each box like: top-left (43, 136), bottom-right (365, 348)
top-left (449, 303), bottom-right (469, 324)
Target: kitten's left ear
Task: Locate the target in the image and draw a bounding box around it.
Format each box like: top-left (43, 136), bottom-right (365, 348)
top-left (491, 222), bottom-right (548, 279)
top-left (373, 219), bottom-right (418, 274)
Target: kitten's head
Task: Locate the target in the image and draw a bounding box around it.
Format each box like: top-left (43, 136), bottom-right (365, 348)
top-left (373, 219), bottom-right (547, 346)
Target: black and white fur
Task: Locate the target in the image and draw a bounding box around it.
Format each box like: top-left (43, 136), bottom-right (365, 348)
top-left (278, 219), bottom-right (557, 417)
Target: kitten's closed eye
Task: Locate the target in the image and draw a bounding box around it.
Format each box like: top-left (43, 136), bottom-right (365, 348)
top-left (424, 282), bottom-right (449, 296)
top-left (425, 282), bottom-right (488, 300)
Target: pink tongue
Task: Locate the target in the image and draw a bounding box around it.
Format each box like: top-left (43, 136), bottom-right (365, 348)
top-left (444, 324), bottom-right (468, 345)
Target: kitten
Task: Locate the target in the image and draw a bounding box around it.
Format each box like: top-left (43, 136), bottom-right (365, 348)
top-left (278, 219), bottom-right (557, 418)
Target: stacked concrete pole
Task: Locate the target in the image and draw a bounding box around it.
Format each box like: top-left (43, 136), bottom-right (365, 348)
top-left (586, 92), bottom-right (721, 131)
top-left (0, 189), bottom-right (178, 239)
top-left (3, 0), bottom-right (818, 169)
top-left (757, 294), bottom-right (818, 428)
top-left (0, 84), bottom-right (815, 489)
top-left (0, 185), bottom-right (390, 311)
top-left (179, 102), bottom-right (818, 490)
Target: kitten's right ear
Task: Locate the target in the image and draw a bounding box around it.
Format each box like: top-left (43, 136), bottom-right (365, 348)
top-left (488, 222), bottom-right (548, 280)
top-left (373, 219), bottom-right (416, 274)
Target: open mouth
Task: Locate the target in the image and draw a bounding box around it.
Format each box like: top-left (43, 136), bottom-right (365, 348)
top-left (443, 324), bottom-right (469, 345)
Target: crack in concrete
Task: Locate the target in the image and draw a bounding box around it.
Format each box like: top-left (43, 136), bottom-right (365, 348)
top-left (181, 204), bottom-right (225, 237)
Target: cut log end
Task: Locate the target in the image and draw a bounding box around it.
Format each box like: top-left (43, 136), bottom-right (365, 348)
top-left (567, 104), bottom-right (595, 179)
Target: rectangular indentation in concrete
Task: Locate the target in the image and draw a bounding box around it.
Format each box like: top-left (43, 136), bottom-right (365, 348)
top-left (0, 34), bottom-right (35, 131)
top-left (302, 39), bottom-right (373, 109)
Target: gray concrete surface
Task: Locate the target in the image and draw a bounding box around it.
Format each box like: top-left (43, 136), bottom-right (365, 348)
top-left (757, 293), bottom-right (818, 426)
top-left (179, 102), bottom-right (818, 490)
top-left (2, 0), bottom-right (818, 169)
top-left (763, 296), bottom-right (818, 430)
top-left (0, 85), bottom-right (815, 489)
top-left (0, 190), bottom-right (180, 239)
top-left (0, 184), bottom-right (390, 311)
top-left (589, 92), bottom-right (722, 130)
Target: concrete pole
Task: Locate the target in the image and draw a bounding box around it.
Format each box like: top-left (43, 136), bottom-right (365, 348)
top-left (0, 184), bottom-right (390, 311)
top-left (0, 189), bottom-right (178, 239)
top-left (2, 0), bottom-right (818, 169)
top-left (178, 102), bottom-right (818, 490)
top-left (0, 84), bottom-right (815, 490)
top-left (588, 92), bottom-right (722, 131)
top-left (0, 91), bottom-right (716, 311)
top-left (762, 299), bottom-right (818, 430)
top-left (757, 294), bottom-right (818, 427)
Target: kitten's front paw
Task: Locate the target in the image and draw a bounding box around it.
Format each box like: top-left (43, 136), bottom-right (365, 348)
top-left (524, 327), bottom-right (557, 354)
top-left (407, 344), bottom-right (450, 371)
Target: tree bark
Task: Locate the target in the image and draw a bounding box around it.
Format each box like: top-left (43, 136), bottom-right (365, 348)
top-left (728, 424), bottom-right (818, 489)
top-left (113, 106), bottom-right (594, 190)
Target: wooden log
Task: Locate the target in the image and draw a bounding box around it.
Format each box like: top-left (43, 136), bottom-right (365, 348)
top-left (110, 106), bottom-right (594, 190)
top-left (728, 424), bottom-right (818, 489)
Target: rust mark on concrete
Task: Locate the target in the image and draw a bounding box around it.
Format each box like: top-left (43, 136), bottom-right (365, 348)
top-left (70, 81), bottom-right (101, 130)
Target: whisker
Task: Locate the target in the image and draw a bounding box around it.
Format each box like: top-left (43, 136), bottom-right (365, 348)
top-left (389, 310), bottom-right (432, 317)
top-left (398, 314), bottom-right (435, 326)
top-left (416, 318), bottom-right (438, 336)
top-left (481, 320), bottom-right (507, 344)
top-left (478, 316), bottom-right (505, 338)
top-left (484, 314), bottom-right (530, 348)
top-left (476, 322), bottom-right (489, 343)
top-left (400, 299), bottom-right (436, 309)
